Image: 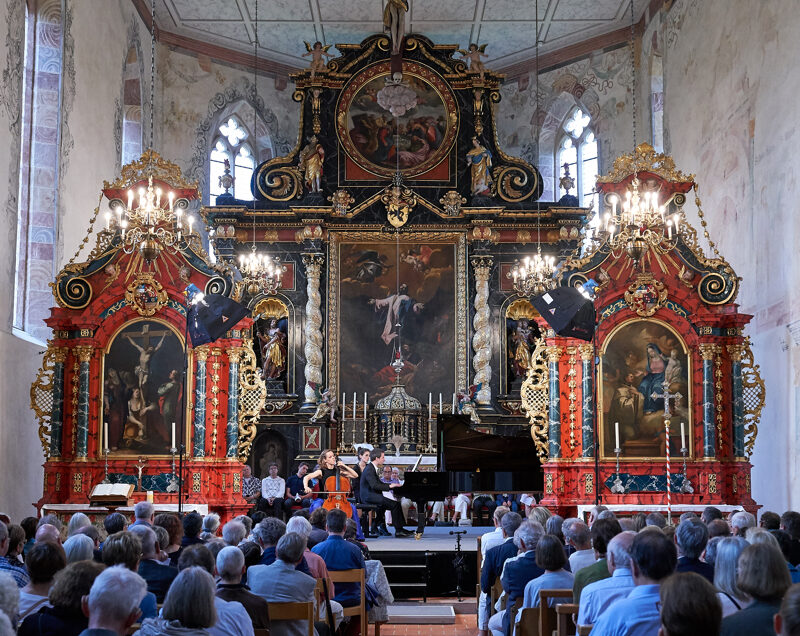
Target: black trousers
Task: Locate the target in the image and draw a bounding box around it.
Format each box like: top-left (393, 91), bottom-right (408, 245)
top-left (371, 496), bottom-right (406, 530)
top-left (256, 496), bottom-right (285, 518)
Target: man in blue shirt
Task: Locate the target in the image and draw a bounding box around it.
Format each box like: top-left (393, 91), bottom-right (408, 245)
top-left (283, 463), bottom-right (314, 515)
top-left (312, 508), bottom-right (366, 607)
top-left (577, 531), bottom-right (636, 626)
top-left (590, 530), bottom-right (676, 635)
top-left (674, 518), bottom-right (714, 583)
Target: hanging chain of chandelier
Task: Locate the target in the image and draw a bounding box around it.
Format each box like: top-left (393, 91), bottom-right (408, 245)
top-left (104, 176), bottom-right (195, 264)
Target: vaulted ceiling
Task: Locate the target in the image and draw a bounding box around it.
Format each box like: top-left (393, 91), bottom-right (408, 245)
top-left (150, 0), bottom-right (650, 76)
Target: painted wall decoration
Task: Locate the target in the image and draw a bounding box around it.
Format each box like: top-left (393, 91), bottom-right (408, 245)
top-left (335, 238), bottom-right (459, 404)
top-left (102, 319), bottom-right (185, 455)
top-left (600, 319), bottom-right (691, 459)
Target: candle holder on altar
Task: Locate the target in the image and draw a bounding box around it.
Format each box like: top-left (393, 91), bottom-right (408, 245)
top-left (166, 447), bottom-right (179, 493)
top-left (101, 447), bottom-right (111, 484)
top-left (610, 447), bottom-right (626, 494)
top-left (679, 447), bottom-right (694, 493)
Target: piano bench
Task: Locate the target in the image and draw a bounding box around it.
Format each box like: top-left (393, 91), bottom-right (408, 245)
top-left (356, 503), bottom-right (379, 528)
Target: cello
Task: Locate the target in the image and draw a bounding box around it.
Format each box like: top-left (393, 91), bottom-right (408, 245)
top-left (321, 454), bottom-right (353, 518)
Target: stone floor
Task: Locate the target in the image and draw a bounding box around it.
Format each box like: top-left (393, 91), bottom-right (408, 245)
top-left (378, 613), bottom-right (476, 636)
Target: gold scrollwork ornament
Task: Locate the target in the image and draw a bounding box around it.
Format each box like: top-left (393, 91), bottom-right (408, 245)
top-left (125, 274), bottom-right (168, 316)
top-left (237, 341), bottom-right (267, 462)
top-left (30, 345), bottom-right (64, 456)
top-left (624, 273), bottom-right (668, 317)
top-left (520, 338), bottom-right (550, 460)
top-left (739, 337), bottom-right (765, 459)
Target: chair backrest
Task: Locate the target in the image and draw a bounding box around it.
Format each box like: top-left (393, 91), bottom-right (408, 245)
top-left (555, 603), bottom-right (579, 636)
top-left (267, 601), bottom-right (314, 636)
top-left (328, 568), bottom-right (366, 635)
top-left (517, 607), bottom-right (541, 636)
top-left (253, 629), bottom-right (270, 636)
top-left (577, 625), bottom-right (593, 636)
top-left (539, 589), bottom-right (573, 636)
top-left (490, 577), bottom-right (504, 614)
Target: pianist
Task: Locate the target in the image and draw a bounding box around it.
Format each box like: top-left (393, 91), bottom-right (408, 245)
top-left (359, 448), bottom-right (412, 538)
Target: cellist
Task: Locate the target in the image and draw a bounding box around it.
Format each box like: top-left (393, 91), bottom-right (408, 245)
top-left (303, 449), bottom-right (365, 539)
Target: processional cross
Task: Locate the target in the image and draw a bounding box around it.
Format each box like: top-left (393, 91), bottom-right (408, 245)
top-left (650, 380), bottom-right (682, 524)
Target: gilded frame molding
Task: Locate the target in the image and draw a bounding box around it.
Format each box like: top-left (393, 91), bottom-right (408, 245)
top-left (326, 230), bottom-right (468, 401)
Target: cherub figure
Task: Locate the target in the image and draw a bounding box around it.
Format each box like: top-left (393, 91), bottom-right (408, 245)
top-left (458, 43), bottom-right (489, 79)
top-left (456, 383), bottom-right (483, 425)
top-left (302, 41), bottom-right (333, 79)
top-left (309, 382), bottom-right (337, 423)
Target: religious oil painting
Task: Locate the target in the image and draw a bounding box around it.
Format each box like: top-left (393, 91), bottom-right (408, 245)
top-left (600, 319), bottom-right (691, 459)
top-left (333, 235), bottom-right (465, 404)
top-left (102, 319), bottom-right (185, 455)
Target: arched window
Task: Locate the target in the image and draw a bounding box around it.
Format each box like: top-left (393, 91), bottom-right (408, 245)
top-left (208, 113), bottom-right (269, 205)
top-left (557, 108), bottom-right (598, 212)
top-left (121, 45), bottom-right (143, 166)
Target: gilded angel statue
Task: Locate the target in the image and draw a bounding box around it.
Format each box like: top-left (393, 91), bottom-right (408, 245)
top-left (302, 41), bottom-right (334, 78)
top-left (458, 43), bottom-right (489, 79)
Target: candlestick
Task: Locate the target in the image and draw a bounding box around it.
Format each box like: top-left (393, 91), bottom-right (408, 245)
top-left (614, 421), bottom-right (620, 451)
top-left (610, 445), bottom-right (625, 494)
top-left (680, 421), bottom-right (685, 450)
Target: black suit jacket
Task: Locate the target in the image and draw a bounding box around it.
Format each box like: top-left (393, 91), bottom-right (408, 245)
top-left (138, 559), bottom-right (179, 603)
top-left (676, 556), bottom-right (715, 583)
top-left (360, 463), bottom-right (391, 505)
top-left (481, 537), bottom-right (518, 594)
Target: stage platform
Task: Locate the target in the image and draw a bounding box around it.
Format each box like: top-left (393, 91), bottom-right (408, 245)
top-left (364, 525), bottom-right (483, 553)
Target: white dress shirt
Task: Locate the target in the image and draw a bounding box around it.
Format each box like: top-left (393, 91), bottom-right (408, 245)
top-left (262, 476), bottom-right (286, 499)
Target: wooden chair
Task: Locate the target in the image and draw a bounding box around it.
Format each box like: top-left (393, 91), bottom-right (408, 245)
top-left (577, 625), bottom-right (593, 636)
top-left (490, 578), bottom-right (504, 616)
top-left (538, 589), bottom-right (573, 636)
top-left (555, 603), bottom-right (579, 636)
top-left (253, 629), bottom-right (270, 636)
top-left (328, 568), bottom-right (367, 636)
top-left (505, 597), bottom-right (524, 633)
top-left (267, 601), bottom-right (314, 636)
top-left (516, 607), bottom-right (541, 636)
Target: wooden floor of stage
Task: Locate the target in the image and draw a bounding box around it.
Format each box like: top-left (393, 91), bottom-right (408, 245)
top-left (364, 525), bottom-right (483, 552)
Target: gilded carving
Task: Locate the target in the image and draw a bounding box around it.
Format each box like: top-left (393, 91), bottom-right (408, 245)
top-left (104, 149), bottom-right (198, 191)
top-left (237, 339), bottom-right (266, 462)
top-left (520, 338), bottom-right (549, 460)
top-left (698, 344), bottom-right (717, 360)
top-left (124, 273), bottom-right (168, 317)
top-left (75, 346), bottom-right (93, 363)
top-left (302, 253), bottom-right (325, 406)
top-left (545, 346), bottom-right (564, 364)
top-left (471, 255), bottom-right (493, 405)
top-left (30, 345), bottom-right (64, 456)
top-left (624, 273), bottom-right (667, 317)
top-left (596, 143), bottom-right (694, 184)
top-left (578, 343), bottom-right (594, 361)
top-left (739, 337), bottom-right (765, 460)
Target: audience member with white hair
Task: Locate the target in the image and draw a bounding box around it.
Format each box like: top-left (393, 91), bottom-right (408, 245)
top-left (221, 520), bottom-right (247, 547)
top-left (0, 612), bottom-right (12, 636)
top-left (34, 524), bottom-right (61, 546)
top-left (200, 513), bottom-right (221, 542)
top-left (0, 572), bottom-right (19, 630)
top-left (66, 512), bottom-right (91, 537)
top-left (131, 502), bottom-right (155, 529)
top-left (233, 515), bottom-right (253, 540)
top-left (136, 566), bottom-right (217, 636)
top-left (744, 526), bottom-right (780, 548)
top-left (36, 516), bottom-right (62, 533)
top-left (565, 520), bottom-right (595, 573)
top-left (675, 518), bottom-right (714, 583)
top-left (573, 518), bottom-right (623, 603)
top-left (215, 546), bottom-right (269, 630)
top-left (577, 531), bottom-right (636, 626)
top-left (730, 510), bottom-right (756, 538)
top-left (62, 534), bottom-right (95, 564)
top-left (83, 565), bottom-right (147, 636)
top-left (713, 536), bottom-right (751, 618)
top-left (587, 505), bottom-right (608, 527)
top-left (130, 525), bottom-right (178, 604)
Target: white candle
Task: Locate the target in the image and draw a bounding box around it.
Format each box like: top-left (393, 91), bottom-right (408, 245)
top-left (439, 393), bottom-right (442, 413)
top-left (364, 392), bottom-right (367, 419)
top-left (342, 393), bottom-right (345, 414)
top-left (353, 392), bottom-right (357, 419)
top-left (615, 421), bottom-right (620, 450)
top-left (680, 421), bottom-right (686, 450)
top-left (103, 421), bottom-right (108, 452)
top-left (171, 421), bottom-right (176, 450)
top-left (452, 393), bottom-right (457, 413)
top-left (428, 393), bottom-right (432, 419)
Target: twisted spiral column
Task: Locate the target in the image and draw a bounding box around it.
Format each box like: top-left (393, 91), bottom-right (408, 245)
top-left (470, 255), bottom-right (493, 405)
top-left (302, 253), bottom-right (325, 408)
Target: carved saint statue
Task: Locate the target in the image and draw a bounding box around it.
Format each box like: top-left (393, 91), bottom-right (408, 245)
top-left (383, 0), bottom-right (409, 56)
top-left (302, 41), bottom-right (334, 79)
top-left (309, 383), bottom-right (337, 423)
top-left (466, 137), bottom-right (493, 196)
top-left (459, 43), bottom-right (489, 79)
top-left (298, 135), bottom-right (325, 193)
top-left (257, 318), bottom-right (287, 380)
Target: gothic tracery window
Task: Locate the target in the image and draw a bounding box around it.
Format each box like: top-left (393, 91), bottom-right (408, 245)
top-left (209, 116), bottom-right (254, 205)
top-left (557, 108), bottom-right (598, 212)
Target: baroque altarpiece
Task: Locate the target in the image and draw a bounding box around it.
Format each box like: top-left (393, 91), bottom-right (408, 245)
top-left (29, 32), bottom-right (763, 520)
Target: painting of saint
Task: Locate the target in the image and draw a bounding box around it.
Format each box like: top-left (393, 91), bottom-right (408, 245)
top-left (600, 320), bottom-right (691, 458)
top-left (345, 73), bottom-right (449, 174)
top-left (103, 320), bottom-right (185, 455)
top-left (338, 240), bottom-right (457, 403)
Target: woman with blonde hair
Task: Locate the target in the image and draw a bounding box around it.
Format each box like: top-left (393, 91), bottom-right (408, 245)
top-left (528, 506), bottom-right (552, 527)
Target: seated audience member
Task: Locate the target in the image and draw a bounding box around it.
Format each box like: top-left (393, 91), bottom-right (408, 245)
top-left (234, 515), bottom-right (253, 541)
top-left (775, 583), bottom-right (800, 636)
top-left (0, 572), bottom-right (19, 630)
top-left (153, 513), bottom-right (182, 565)
top-left (452, 493), bottom-right (471, 525)
top-left (591, 530), bottom-right (677, 635)
top-left (308, 508), bottom-right (329, 548)
top-left (130, 502), bottom-right (155, 529)
top-left (704, 536), bottom-right (721, 568)
top-left (75, 525), bottom-right (100, 550)
top-left (545, 515), bottom-right (565, 544)
top-left (708, 518), bottom-right (732, 539)
top-left (663, 525), bottom-right (677, 543)
top-left (241, 464), bottom-right (262, 511)
top-left (721, 543), bottom-right (791, 636)
top-left (587, 505), bottom-right (608, 528)
top-left (20, 518), bottom-right (37, 558)
top-left (252, 517), bottom-right (287, 566)
top-left (101, 532), bottom-right (157, 620)
top-left (730, 511), bottom-right (756, 538)
top-left (18, 560), bottom-right (103, 636)
top-left (101, 514), bottom-right (127, 548)
top-left (344, 518), bottom-right (370, 561)
top-left (36, 516), bottom-right (62, 534)
top-left (517, 533), bottom-right (574, 622)
top-left (312, 509), bottom-right (366, 608)
top-left (34, 525), bottom-right (61, 546)
top-left (130, 526), bottom-right (177, 603)
top-left (472, 493), bottom-right (497, 524)
top-left (645, 512), bottom-right (667, 529)
top-left (63, 535), bottom-right (95, 564)
top-left (577, 531), bottom-right (636, 626)
top-left (659, 572), bottom-right (722, 636)
top-left (560, 518), bottom-right (579, 556)
top-left (215, 546), bottom-right (269, 630)
top-left (702, 506), bottom-right (724, 525)
top-left (745, 526), bottom-right (780, 548)
top-left (477, 506), bottom-right (510, 635)
top-left (150, 526), bottom-right (171, 566)
top-left (781, 511), bottom-right (800, 566)
top-left (565, 520), bottom-right (595, 574)
top-left (714, 537), bottom-right (751, 618)
top-left (573, 518), bottom-right (622, 602)
top-left (479, 512), bottom-right (524, 636)
top-left (181, 512), bottom-right (204, 548)
top-left (18, 541), bottom-right (66, 621)
top-left (259, 463), bottom-right (286, 519)
top-left (488, 520), bottom-right (544, 636)
top-left (495, 493), bottom-right (519, 513)
top-left (679, 512), bottom-right (698, 523)
top-left (760, 511), bottom-right (780, 531)
top-left (630, 513), bottom-right (647, 532)
top-left (66, 513), bottom-right (91, 538)
top-left (82, 565), bottom-right (148, 636)
top-left (222, 520), bottom-right (247, 548)
top-left (0, 522), bottom-right (29, 587)
top-left (136, 566), bottom-right (217, 636)
top-left (597, 510), bottom-right (618, 522)
top-left (239, 542), bottom-right (261, 573)
top-left (178, 544), bottom-right (254, 636)
top-left (250, 511), bottom-right (267, 527)
top-left (774, 530), bottom-right (800, 584)
top-left (206, 539), bottom-right (226, 561)
top-left (199, 513), bottom-right (221, 542)
top-left (528, 506), bottom-right (552, 528)
top-left (675, 518), bottom-right (714, 583)
top-left (284, 463), bottom-right (314, 515)
top-left (248, 533), bottom-right (318, 636)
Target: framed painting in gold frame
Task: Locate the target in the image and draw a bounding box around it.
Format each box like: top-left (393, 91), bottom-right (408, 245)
top-left (599, 318), bottom-right (692, 460)
top-left (327, 231), bottom-right (468, 404)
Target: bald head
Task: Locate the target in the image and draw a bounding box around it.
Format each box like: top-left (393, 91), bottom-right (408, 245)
top-left (35, 524), bottom-right (61, 545)
top-left (607, 530), bottom-right (635, 573)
